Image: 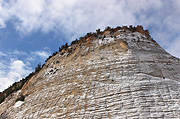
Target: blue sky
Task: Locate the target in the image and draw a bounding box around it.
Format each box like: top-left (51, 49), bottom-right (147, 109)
top-left (0, 0), bottom-right (180, 91)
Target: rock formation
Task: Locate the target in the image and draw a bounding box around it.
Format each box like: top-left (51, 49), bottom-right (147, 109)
top-left (0, 26), bottom-right (180, 119)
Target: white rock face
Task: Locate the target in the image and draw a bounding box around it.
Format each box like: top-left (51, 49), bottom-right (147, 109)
top-left (0, 29), bottom-right (180, 118)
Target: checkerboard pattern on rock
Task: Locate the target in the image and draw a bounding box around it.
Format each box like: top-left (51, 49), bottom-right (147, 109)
top-left (0, 27), bottom-right (180, 118)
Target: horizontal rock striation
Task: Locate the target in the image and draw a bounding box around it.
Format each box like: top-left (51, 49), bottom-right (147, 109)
top-left (0, 26), bottom-right (180, 118)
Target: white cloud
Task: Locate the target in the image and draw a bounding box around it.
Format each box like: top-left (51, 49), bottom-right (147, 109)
top-left (0, 18), bottom-right (6, 28)
top-left (0, 0), bottom-right (179, 91)
top-left (0, 0), bottom-right (178, 35)
top-left (167, 36), bottom-right (180, 58)
top-left (0, 51), bottom-right (6, 56)
top-left (0, 0), bottom-right (137, 36)
top-left (0, 60), bottom-right (32, 92)
top-left (0, 49), bottom-right (50, 92)
top-left (0, 0), bottom-right (179, 52)
top-left (9, 50), bottom-right (27, 55)
top-left (31, 50), bottom-right (50, 60)
top-left (0, 1), bottom-right (179, 57)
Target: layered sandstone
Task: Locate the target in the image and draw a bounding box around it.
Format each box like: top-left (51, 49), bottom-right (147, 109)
top-left (0, 26), bottom-right (180, 119)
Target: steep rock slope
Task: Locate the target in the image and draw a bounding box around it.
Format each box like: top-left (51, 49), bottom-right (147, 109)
top-left (0, 26), bottom-right (180, 118)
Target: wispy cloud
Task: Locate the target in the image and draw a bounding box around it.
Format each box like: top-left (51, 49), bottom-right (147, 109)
top-left (0, 51), bottom-right (6, 56)
top-left (31, 50), bottom-right (50, 60)
top-left (167, 36), bottom-right (180, 58)
top-left (11, 50), bottom-right (27, 55)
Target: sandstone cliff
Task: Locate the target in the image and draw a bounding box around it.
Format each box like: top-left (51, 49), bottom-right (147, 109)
top-left (0, 26), bottom-right (180, 119)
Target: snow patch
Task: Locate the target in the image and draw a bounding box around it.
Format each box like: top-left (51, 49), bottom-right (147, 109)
top-left (14, 101), bottom-right (24, 108)
top-left (97, 37), bottom-right (115, 45)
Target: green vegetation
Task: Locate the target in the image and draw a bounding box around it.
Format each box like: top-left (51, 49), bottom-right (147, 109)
top-left (71, 39), bottom-right (79, 45)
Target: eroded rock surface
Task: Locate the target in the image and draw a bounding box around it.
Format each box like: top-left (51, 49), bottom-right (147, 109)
top-left (0, 28), bottom-right (180, 118)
